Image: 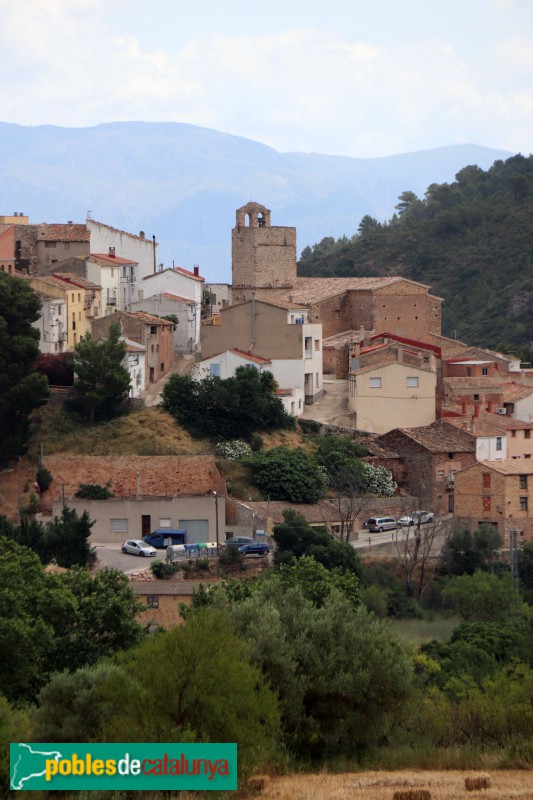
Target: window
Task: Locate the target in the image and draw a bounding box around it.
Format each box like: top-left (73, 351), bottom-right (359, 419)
top-left (482, 496), bottom-right (491, 512)
top-left (525, 430), bottom-right (531, 440)
top-left (482, 367), bottom-right (488, 376)
top-left (78, 311), bottom-right (81, 321)
top-left (110, 518), bottom-right (129, 533)
top-left (316, 373), bottom-right (319, 388)
top-left (466, 367), bottom-right (472, 376)
top-left (406, 376), bottom-right (419, 388)
top-left (78, 293), bottom-right (81, 303)
top-left (334, 310), bottom-right (340, 319)
top-left (496, 437), bottom-right (502, 451)
top-left (150, 325), bottom-right (157, 335)
top-left (520, 497), bottom-right (528, 512)
top-left (369, 377), bottom-right (382, 388)
top-left (147, 595), bottom-right (159, 609)
top-left (437, 470), bottom-right (445, 478)
top-left (210, 363), bottom-right (220, 377)
top-left (473, 394), bottom-right (479, 401)
top-left (482, 473), bottom-right (491, 489)
top-left (314, 339), bottom-right (320, 351)
top-left (519, 475), bottom-right (528, 490)
top-left (159, 518), bottom-right (172, 528)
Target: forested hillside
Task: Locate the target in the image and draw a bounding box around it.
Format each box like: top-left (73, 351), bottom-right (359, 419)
top-left (298, 154), bottom-right (533, 349)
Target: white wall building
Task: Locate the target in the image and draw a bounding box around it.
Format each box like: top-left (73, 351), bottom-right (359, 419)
top-left (129, 292), bottom-right (196, 353)
top-left (33, 295), bottom-right (66, 353)
top-left (123, 338), bottom-right (146, 398)
top-left (86, 219), bottom-right (157, 282)
top-left (140, 267), bottom-right (204, 350)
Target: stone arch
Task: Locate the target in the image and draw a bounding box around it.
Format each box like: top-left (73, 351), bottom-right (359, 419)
top-left (235, 202), bottom-right (271, 229)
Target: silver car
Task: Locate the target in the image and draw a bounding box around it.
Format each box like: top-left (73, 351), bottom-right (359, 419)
top-left (399, 511), bottom-right (434, 527)
top-left (121, 539), bottom-right (157, 557)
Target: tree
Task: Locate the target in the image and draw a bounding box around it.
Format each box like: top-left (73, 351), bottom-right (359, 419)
top-left (439, 526), bottom-right (502, 576)
top-left (72, 320), bottom-right (130, 422)
top-left (246, 446), bottom-right (327, 503)
top-left (272, 509), bottom-right (363, 575)
top-left (162, 367), bottom-right (294, 441)
top-left (0, 273), bottom-right (50, 462)
top-left (56, 568), bottom-right (144, 672)
top-left (44, 506), bottom-right (95, 568)
top-left (106, 609), bottom-right (280, 777)
top-left (227, 585), bottom-right (413, 758)
top-left (442, 570), bottom-right (527, 622)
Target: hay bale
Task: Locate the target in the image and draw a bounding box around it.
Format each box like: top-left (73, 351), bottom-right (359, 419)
top-left (465, 775), bottom-right (491, 791)
top-left (392, 791), bottom-right (431, 800)
top-left (246, 774), bottom-right (271, 793)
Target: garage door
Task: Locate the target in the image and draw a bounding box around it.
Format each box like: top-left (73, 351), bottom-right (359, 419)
top-left (179, 519), bottom-right (209, 544)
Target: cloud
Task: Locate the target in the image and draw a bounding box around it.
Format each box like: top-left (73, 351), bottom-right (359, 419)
top-left (0, 4), bottom-right (532, 157)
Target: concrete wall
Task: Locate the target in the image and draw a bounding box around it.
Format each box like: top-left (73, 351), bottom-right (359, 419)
top-left (87, 220), bottom-right (157, 282)
top-left (51, 495), bottom-right (225, 545)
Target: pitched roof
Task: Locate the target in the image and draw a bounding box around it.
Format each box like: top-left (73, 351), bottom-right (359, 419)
top-left (199, 349), bottom-right (272, 366)
top-left (44, 455), bottom-right (226, 506)
top-left (370, 332), bottom-right (441, 357)
top-left (52, 272), bottom-right (101, 291)
top-left (381, 420), bottom-right (475, 453)
top-left (159, 292), bottom-right (195, 305)
top-left (38, 223), bottom-right (90, 242)
top-left (130, 580), bottom-right (211, 596)
top-left (126, 310), bottom-right (172, 325)
top-left (446, 414), bottom-right (518, 437)
top-left (500, 383), bottom-right (533, 402)
top-left (442, 377), bottom-right (504, 391)
top-left (256, 276), bottom-right (429, 306)
top-left (475, 460), bottom-right (533, 476)
top-left (88, 219), bottom-right (156, 244)
top-left (90, 253), bottom-right (138, 266)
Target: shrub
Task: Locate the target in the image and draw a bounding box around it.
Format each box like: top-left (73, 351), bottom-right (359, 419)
top-left (151, 560), bottom-right (181, 579)
top-left (215, 440), bottom-right (251, 461)
top-left (75, 483), bottom-right (115, 499)
top-left (219, 544), bottom-right (243, 566)
top-left (36, 465), bottom-right (53, 493)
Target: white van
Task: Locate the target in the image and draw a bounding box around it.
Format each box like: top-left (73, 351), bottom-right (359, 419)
top-left (365, 517), bottom-right (398, 532)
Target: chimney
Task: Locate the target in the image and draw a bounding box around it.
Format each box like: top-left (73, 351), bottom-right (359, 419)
top-left (67, 220), bottom-right (73, 225)
top-left (193, 265), bottom-right (199, 277)
top-left (139, 231), bottom-right (145, 239)
top-left (109, 247), bottom-right (116, 258)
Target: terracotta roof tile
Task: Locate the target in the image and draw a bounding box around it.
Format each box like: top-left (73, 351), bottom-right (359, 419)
top-left (38, 224), bottom-right (90, 242)
top-left (52, 272), bottom-right (101, 291)
top-left (443, 377), bottom-right (504, 390)
top-left (130, 581), bottom-right (209, 595)
top-left (476, 460), bottom-right (533, 475)
top-left (382, 420), bottom-right (475, 453)
top-left (500, 383), bottom-right (533, 402)
top-left (90, 253), bottom-right (138, 265)
top-left (44, 455), bottom-right (226, 506)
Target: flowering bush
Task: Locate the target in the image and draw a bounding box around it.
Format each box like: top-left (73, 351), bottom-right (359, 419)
top-left (215, 440), bottom-right (252, 461)
top-left (361, 464), bottom-right (397, 496)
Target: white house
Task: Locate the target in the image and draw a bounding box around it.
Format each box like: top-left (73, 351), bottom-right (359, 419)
top-left (86, 219), bottom-right (158, 282)
top-left (123, 338), bottom-right (147, 398)
top-left (33, 294), bottom-right (66, 353)
top-left (129, 292), bottom-right (196, 352)
top-left (140, 266), bottom-right (204, 349)
top-left (192, 348), bottom-right (305, 416)
top-left (86, 252), bottom-right (139, 314)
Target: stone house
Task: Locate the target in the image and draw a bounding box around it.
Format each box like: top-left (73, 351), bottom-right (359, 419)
top-left (45, 455), bottom-right (226, 545)
top-left (377, 420), bottom-right (477, 516)
top-left (130, 580), bottom-right (208, 628)
top-left (92, 310), bottom-right (174, 385)
top-left (454, 460), bottom-right (533, 547)
top-left (201, 298), bottom-right (323, 405)
top-left (129, 292), bottom-right (196, 353)
top-left (230, 202), bottom-right (443, 345)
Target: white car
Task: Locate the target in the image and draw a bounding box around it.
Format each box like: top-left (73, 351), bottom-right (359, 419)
top-left (121, 539), bottom-right (157, 557)
top-left (399, 511), bottom-right (434, 527)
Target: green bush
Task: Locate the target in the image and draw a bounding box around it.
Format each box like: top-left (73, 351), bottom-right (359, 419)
top-left (75, 483), bottom-right (115, 499)
top-left (150, 560), bottom-right (180, 579)
top-left (219, 544), bottom-right (243, 566)
top-left (36, 465), bottom-right (53, 493)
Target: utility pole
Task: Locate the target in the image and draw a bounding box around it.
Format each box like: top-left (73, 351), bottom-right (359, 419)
top-left (213, 491), bottom-right (220, 552)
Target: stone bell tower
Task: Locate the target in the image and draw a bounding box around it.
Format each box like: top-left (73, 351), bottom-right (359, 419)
top-left (231, 202), bottom-right (297, 297)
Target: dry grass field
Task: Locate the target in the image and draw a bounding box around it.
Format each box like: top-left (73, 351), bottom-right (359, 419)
top-left (250, 770), bottom-right (533, 800)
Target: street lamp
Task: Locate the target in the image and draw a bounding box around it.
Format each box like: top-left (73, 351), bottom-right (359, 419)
top-left (212, 491), bottom-right (220, 551)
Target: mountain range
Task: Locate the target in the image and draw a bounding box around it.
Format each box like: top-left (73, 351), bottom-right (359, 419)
top-left (0, 121), bottom-right (511, 282)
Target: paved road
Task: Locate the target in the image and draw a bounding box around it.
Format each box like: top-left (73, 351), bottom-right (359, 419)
top-left (301, 378), bottom-right (352, 427)
top-left (92, 542), bottom-right (160, 574)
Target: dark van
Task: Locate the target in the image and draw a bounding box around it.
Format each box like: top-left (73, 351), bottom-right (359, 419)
top-left (143, 528), bottom-right (186, 548)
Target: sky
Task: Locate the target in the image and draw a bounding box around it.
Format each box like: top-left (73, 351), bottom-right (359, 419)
top-left (1, 0), bottom-right (532, 159)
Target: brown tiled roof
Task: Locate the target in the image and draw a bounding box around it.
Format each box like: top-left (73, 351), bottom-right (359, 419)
top-left (322, 330), bottom-right (363, 347)
top-left (38, 224), bottom-right (90, 242)
top-left (52, 272), bottom-right (101, 291)
top-left (159, 292), bottom-right (195, 305)
top-left (127, 311), bottom-right (170, 325)
top-left (476, 460), bottom-right (533, 475)
top-left (446, 414), bottom-right (518, 436)
top-left (230, 349), bottom-right (271, 365)
top-left (44, 455), bottom-right (226, 505)
top-left (442, 377), bottom-right (504, 390)
top-left (0, 223), bottom-right (13, 236)
top-left (130, 580), bottom-right (209, 595)
top-left (349, 433), bottom-right (400, 459)
top-left (351, 358), bottom-right (398, 376)
top-left (500, 383), bottom-right (533, 402)
top-left (257, 276), bottom-right (422, 306)
top-left (90, 253), bottom-right (137, 265)
top-left (385, 420), bottom-right (475, 453)
top-left (431, 334), bottom-right (470, 358)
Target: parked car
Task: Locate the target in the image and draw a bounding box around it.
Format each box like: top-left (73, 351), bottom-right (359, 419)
top-left (399, 511), bottom-right (435, 526)
top-left (121, 539), bottom-right (157, 557)
top-left (143, 529), bottom-right (186, 548)
top-left (364, 517), bottom-right (399, 532)
top-left (239, 541), bottom-right (270, 556)
top-left (223, 536), bottom-right (255, 548)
